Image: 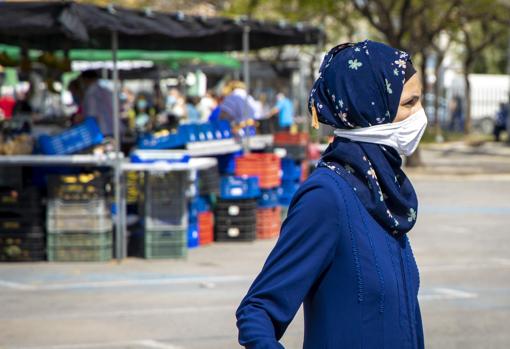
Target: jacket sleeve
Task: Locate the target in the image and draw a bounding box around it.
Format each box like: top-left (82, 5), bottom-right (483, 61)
top-left (236, 177), bottom-right (343, 349)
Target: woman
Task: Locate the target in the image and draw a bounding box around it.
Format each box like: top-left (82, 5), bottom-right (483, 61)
top-left (236, 40), bottom-right (427, 349)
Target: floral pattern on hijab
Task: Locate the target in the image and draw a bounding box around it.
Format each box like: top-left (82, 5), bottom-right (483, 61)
top-left (310, 40), bottom-right (418, 237)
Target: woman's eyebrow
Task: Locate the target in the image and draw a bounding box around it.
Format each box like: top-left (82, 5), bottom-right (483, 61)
top-left (401, 94), bottom-right (420, 103)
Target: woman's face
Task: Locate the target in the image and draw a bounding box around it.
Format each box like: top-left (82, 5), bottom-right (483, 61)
top-left (394, 74), bottom-right (422, 123)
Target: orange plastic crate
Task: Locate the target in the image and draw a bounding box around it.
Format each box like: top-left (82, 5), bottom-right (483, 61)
top-left (235, 154), bottom-right (281, 189)
top-left (198, 212), bottom-right (214, 245)
top-left (274, 132), bottom-right (309, 146)
top-left (256, 207), bottom-right (281, 239)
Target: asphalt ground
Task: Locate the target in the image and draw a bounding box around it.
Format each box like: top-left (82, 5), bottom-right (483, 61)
top-left (1, 147), bottom-right (509, 348)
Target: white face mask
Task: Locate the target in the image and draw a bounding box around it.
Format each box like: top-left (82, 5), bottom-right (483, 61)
top-left (334, 108), bottom-right (428, 156)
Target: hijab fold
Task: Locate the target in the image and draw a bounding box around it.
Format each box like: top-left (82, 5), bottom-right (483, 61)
top-left (309, 40), bottom-right (418, 237)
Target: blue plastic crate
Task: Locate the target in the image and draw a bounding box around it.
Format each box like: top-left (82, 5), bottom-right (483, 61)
top-left (189, 196), bottom-right (211, 224)
top-left (281, 158), bottom-right (302, 181)
top-left (220, 176), bottom-right (260, 200)
top-left (188, 223), bottom-right (199, 248)
top-left (137, 130), bottom-right (186, 150)
top-left (178, 124), bottom-right (199, 143)
top-left (211, 120), bottom-right (232, 139)
top-left (258, 189), bottom-right (280, 208)
top-left (37, 117), bottom-right (104, 155)
top-left (217, 151), bottom-right (243, 175)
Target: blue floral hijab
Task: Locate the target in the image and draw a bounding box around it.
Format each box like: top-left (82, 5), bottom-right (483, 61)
top-left (309, 40), bottom-right (418, 237)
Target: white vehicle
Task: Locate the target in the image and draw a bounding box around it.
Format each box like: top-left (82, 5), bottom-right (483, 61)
top-left (448, 74), bottom-right (509, 133)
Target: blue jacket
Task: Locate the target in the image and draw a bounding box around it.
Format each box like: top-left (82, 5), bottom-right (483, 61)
top-left (236, 167), bottom-right (424, 348)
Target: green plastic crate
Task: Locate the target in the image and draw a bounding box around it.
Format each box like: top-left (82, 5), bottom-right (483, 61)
top-left (144, 243), bottom-right (187, 259)
top-left (47, 245), bottom-right (112, 262)
top-left (47, 231), bottom-right (112, 248)
top-left (144, 229), bottom-right (186, 245)
top-left (144, 229), bottom-right (187, 259)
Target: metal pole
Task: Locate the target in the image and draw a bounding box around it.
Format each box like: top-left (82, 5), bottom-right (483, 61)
top-left (506, 30), bottom-right (510, 139)
top-left (111, 31), bottom-right (123, 261)
top-left (242, 25), bottom-right (251, 153)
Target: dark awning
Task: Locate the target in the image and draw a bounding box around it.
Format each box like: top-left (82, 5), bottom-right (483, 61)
top-left (0, 1), bottom-right (324, 52)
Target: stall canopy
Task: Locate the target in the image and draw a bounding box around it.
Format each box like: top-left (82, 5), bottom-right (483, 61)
top-left (0, 2), bottom-right (324, 51)
top-left (0, 44), bottom-right (241, 69)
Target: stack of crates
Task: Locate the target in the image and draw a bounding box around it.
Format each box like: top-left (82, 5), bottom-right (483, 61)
top-left (256, 188), bottom-right (281, 239)
top-left (278, 158), bottom-right (307, 221)
top-left (46, 172), bottom-right (112, 262)
top-left (0, 187), bottom-right (45, 261)
top-left (189, 196), bottom-right (213, 247)
top-left (142, 171), bottom-right (190, 259)
top-left (215, 176), bottom-right (260, 242)
top-left (235, 153), bottom-right (282, 239)
top-left (215, 198), bottom-right (258, 242)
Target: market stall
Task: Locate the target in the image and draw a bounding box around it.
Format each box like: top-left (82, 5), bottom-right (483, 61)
top-left (0, 1), bottom-right (324, 261)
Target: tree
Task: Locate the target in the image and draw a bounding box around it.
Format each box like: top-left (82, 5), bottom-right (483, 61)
top-left (456, 1), bottom-right (510, 133)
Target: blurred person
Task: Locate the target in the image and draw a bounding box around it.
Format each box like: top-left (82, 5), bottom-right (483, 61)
top-left (0, 87), bottom-right (15, 120)
top-left (218, 80), bottom-right (258, 124)
top-left (269, 92), bottom-right (294, 131)
top-left (448, 95), bottom-right (464, 133)
top-left (81, 70), bottom-right (115, 136)
top-left (134, 95), bottom-right (152, 132)
top-left (185, 96), bottom-right (200, 123)
top-left (67, 78), bottom-right (84, 125)
top-left (237, 41), bottom-right (426, 348)
top-left (197, 91), bottom-right (217, 122)
top-left (493, 102), bottom-right (508, 142)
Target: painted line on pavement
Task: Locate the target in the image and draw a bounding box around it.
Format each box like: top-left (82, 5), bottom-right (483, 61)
top-left (0, 274), bottom-right (252, 291)
top-left (9, 339), bottom-right (183, 349)
top-left (419, 287), bottom-right (478, 301)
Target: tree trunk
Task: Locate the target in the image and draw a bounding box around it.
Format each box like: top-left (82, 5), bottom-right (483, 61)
top-left (433, 56), bottom-right (443, 139)
top-left (463, 63), bottom-right (472, 134)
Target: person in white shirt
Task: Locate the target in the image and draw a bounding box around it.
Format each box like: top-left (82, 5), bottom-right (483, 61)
top-left (81, 70), bottom-right (114, 136)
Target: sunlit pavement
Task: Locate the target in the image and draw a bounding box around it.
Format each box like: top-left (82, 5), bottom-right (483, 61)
top-left (0, 169), bottom-right (509, 348)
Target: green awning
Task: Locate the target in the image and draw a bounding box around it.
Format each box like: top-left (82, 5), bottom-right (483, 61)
top-left (0, 45), bottom-right (240, 69)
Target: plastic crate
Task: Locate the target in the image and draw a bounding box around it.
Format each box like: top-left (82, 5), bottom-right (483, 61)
top-left (215, 199), bottom-right (258, 218)
top-left (47, 199), bottom-right (109, 216)
top-left (235, 154), bottom-right (282, 189)
top-left (144, 172), bottom-right (191, 200)
top-left (216, 151), bottom-right (242, 175)
top-left (258, 189), bottom-right (279, 208)
top-left (220, 176), bottom-right (260, 200)
top-left (0, 248), bottom-right (45, 262)
top-left (47, 214), bottom-right (112, 232)
top-left (256, 207), bottom-right (281, 239)
top-left (144, 229), bottom-right (187, 259)
top-left (198, 166), bottom-right (220, 196)
top-left (137, 129), bottom-right (186, 150)
top-left (198, 211), bottom-right (214, 245)
top-left (0, 187), bottom-right (41, 210)
top-left (48, 172), bottom-right (108, 202)
top-left (281, 158), bottom-right (303, 181)
top-left (47, 231), bottom-right (112, 248)
top-left (38, 117), bottom-right (104, 155)
top-left (0, 214), bottom-right (43, 232)
top-left (143, 195), bottom-right (187, 230)
top-left (188, 224), bottom-right (199, 248)
top-left (189, 196), bottom-right (211, 224)
top-left (47, 245), bottom-right (112, 262)
top-left (214, 222), bottom-right (257, 242)
top-left (211, 120), bottom-right (232, 139)
top-left (274, 132), bottom-right (309, 146)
